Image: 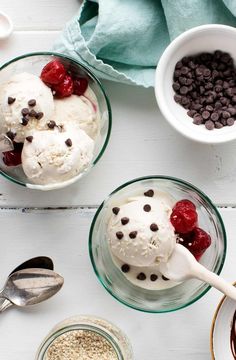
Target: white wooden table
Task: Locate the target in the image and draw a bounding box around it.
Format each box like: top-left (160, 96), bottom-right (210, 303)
top-left (0, 1), bottom-right (236, 359)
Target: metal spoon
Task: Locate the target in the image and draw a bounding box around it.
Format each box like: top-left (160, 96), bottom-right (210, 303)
top-left (9, 256), bottom-right (54, 275)
top-left (0, 256), bottom-right (54, 311)
top-left (0, 268), bottom-right (63, 312)
top-left (159, 243), bottom-right (236, 300)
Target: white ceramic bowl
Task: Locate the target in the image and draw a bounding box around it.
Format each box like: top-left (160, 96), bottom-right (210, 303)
top-left (210, 283), bottom-right (236, 359)
top-left (0, 12), bottom-right (13, 40)
top-left (155, 25), bottom-right (236, 144)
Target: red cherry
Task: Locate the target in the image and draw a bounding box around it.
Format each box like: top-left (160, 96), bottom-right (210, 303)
top-left (41, 60), bottom-right (66, 85)
top-left (173, 199), bottom-right (196, 211)
top-left (170, 207), bottom-right (198, 233)
top-left (53, 75), bottom-right (74, 98)
top-left (2, 142), bottom-right (23, 167)
top-left (179, 227), bottom-right (211, 260)
top-left (73, 77), bottom-right (88, 96)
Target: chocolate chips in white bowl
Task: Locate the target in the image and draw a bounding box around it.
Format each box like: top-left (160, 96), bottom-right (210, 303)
top-left (172, 50), bottom-right (236, 130)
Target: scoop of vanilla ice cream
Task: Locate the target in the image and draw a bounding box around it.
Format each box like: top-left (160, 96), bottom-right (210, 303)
top-left (107, 195), bottom-right (176, 267)
top-left (0, 72), bottom-right (54, 143)
top-left (51, 88), bottom-right (99, 140)
top-left (21, 128), bottom-right (94, 185)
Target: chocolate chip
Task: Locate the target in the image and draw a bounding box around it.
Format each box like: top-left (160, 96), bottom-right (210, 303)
top-left (162, 275), bottom-right (170, 281)
top-left (8, 97), bottom-right (16, 105)
top-left (143, 204), bottom-right (151, 212)
top-left (205, 120), bottom-right (215, 130)
top-left (21, 117), bottom-right (29, 126)
top-left (129, 231), bottom-right (137, 239)
top-left (137, 272), bottom-right (146, 281)
top-left (29, 109), bottom-right (37, 117)
top-left (187, 110), bottom-right (196, 118)
top-left (112, 207), bottom-right (120, 215)
top-left (26, 136), bottom-right (33, 143)
top-left (228, 107), bottom-right (236, 116)
top-left (203, 69), bottom-right (211, 77)
top-left (116, 232), bottom-right (123, 240)
top-left (181, 66), bottom-right (189, 75)
top-left (121, 217), bottom-right (129, 225)
top-left (202, 111), bottom-right (210, 120)
top-left (180, 86), bottom-right (188, 95)
top-left (206, 105), bottom-right (214, 112)
top-left (150, 274), bottom-right (158, 282)
top-left (121, 264), bottom-right (130, 273)
top-left (227, 117), bottom-right (234, 126)
top-left (214, 101), bottom-right (222, 109)
top-left (232, 96), bottom-right (236, 103)
top-left (47, 120), bottom-right (56, 129)
top-left (28, 99), bottom-right (36, 107)
top-left (144, 189), bottom-right (154, 197)
top-left (179, 76), bottom-right (187, 85)
top-left (210, 112), bottom-right (219, 122)
top-left (36, 112), bottom-right (44, 120)
top-left (220, 97), bottom-right (228, 105)
top-left (193, 114), bottom-right (203, 125)
top-left (150, 223), bottom-right (159, 232)
top-left (172, 82), bottom-right (180, 91)
top-left (175, 61), bottom-right (182, 69)
top-left (222, 111), bottom-right (230, 119)
top-left (21, 108), bottom-right (29, 116)
top-left (215, 121), bottom-right (224, 129)
top-left (174, 94), bottom-right (182, 104)
top-left (65, 138), bottom-right (72, 147)
top-left (6, 131), bottom-right (15, 140)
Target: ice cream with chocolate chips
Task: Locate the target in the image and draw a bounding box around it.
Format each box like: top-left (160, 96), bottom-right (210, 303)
top-left (0, 58), bottom-right (102, 186)
top-left (0, 72), bottom-right (54, 143)
top-left (51, 88), bottom-right (100, 140)
top-left (107, 189), bottom-right (179, 290)
top-left (21, 127), bottom-right (94, 185)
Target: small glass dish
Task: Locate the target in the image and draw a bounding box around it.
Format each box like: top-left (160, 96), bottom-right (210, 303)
top-left (35, 315), bottom-right (133, 360)
top-left (89, 176), bottom-right (226, 313)
top-left (0, 52), bottom-right (112, 190)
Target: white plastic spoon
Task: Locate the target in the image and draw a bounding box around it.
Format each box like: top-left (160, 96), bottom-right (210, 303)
top-left (159, 243), bottom-right (236, 300)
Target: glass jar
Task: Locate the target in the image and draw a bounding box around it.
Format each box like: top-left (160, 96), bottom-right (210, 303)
top-left (35, 315), bottom-right (133, 360)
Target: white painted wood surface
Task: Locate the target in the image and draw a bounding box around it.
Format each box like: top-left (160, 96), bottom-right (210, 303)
top-left (0, 208), bottom-right (234, 360)
top-left (0, 1), bottom-right (236, 359)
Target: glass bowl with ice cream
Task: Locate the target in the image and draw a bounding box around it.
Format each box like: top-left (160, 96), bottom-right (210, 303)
top-left (89, 176), bottom-right (226, 313)
top-left (0, 52), bottom-right (111, 190)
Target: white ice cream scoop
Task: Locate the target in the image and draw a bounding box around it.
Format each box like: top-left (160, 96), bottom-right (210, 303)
top-left (159, 243), bottom-right (236, 300)
top-left (108, 194), bottom-right (176, 267)
top-left (0, 12), bottom-right (13, 40)
top-left (22, 127), bottom-right (94, 185)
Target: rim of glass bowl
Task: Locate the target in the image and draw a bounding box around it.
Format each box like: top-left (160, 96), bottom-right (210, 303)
top-left (36, 324), bottom-right (124, 360)
top-left (0, 51), bottom-right (112, 188)
top-left (89, 175), bottom-right (227, 313)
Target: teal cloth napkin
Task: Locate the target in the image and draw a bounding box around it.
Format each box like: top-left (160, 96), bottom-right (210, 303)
top-left (53, 0), bottom-right (236, 88)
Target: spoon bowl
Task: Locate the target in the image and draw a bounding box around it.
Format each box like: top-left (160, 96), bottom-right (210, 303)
top-left (159, 244), bottom-right (236, 300)
top-left (0, 268), bottom-right (64, 307)
top-left (10, 256), bottom-right (54, 275)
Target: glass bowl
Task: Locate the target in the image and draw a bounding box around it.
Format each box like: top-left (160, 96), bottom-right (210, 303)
top-left (0, 52), bottom-right (112, 190)
top-left (35, 315), bottom-right (133, 360)
top-left (89, 176), bottom-right (226, 313)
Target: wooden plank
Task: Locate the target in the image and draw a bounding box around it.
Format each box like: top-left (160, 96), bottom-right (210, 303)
top-left (0, 208), bottom-right (233, 359)
top-left (0, 31), bottom-right (59, 65)
top-left (0, 0), bottom-right (79, 30)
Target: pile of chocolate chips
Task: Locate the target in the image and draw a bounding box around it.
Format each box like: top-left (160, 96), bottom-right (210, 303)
top-left (172, 50), bottom-right (236, 130)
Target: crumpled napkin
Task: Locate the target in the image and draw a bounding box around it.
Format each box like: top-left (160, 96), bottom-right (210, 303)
top-left (53, 0), bottom-right (236, 87)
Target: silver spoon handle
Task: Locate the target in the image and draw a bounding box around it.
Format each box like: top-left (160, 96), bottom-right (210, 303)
top-left (193, 262), bottom-right (236, 300)
top-left (0, 298), bottom-right (12, 313)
